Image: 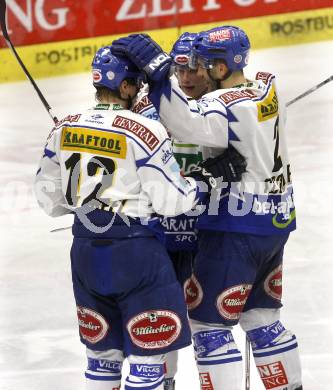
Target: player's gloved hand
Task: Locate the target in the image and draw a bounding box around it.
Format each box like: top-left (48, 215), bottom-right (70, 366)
top-left (111, 34), bottom-right (172, 82)
top-left (187, 145), bottom-right (247, 191)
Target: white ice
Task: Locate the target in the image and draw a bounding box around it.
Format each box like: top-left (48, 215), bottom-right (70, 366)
top-left (0, 40), bottom-right (333, 390)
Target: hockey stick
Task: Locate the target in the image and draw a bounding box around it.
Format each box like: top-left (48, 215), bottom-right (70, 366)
top-left (0, 0), bottom-right (58, 124)
top-left (245, 337), bottom-right (251, 390)
top-left (286, 75), bottom-right (333, 107)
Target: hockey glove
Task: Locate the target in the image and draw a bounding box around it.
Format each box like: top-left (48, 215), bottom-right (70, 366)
top-left (188, 145), bottom-right (247, 191)
top-left (111, 34), bottom-right (172, 82)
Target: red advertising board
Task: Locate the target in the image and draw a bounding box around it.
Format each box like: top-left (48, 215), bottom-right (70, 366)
top-left (1, 0), bottom-right (332, 48)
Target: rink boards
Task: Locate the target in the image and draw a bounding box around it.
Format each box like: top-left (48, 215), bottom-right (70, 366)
top-left (0, 5), bottom-right (333, 83)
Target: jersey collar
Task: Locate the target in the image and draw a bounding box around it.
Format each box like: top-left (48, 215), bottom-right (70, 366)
top-left (94, 103), bottom-right (125, 111)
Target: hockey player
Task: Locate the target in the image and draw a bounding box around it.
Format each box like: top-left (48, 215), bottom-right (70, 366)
top-left (111, 26), bottom-right (303, 390)
top-left (34, 45), bottom-right (246, 390)
top-left (133, 32), bottom-right (210, 175)
top-left (169, 32), bottom-right (213, 176)
top-left (170, 32), bottom-right (212, 102)
top-left (131, 32), bottom-right (211, 265)
top-left (131, 32), bottom-right (213, 389)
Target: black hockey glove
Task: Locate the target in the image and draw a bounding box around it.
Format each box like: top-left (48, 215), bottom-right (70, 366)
top-left (111, 34), bottom-right (172, 82)
top-left (188, 145), bottom-right (247, 191)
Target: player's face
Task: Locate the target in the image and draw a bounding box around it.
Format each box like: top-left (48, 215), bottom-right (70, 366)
top-left (196, 58), bottom-right (212, 76)
top-left (196, 58), bottom-right (224, 87)
top-left (119, 80), bottom-right (142, 109)
top-left (120, 79), bottom-right (142, 108)
top-left (175, 66), bottom-right (211, 99)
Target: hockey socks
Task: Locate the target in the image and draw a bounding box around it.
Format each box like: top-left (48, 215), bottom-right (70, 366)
top-left (124, 355), bottom-right (165, 390)
top-left (247, 320), bottom-right (302, 390)
top-left (85, 349), bottom-right (123, 390)
top-left (192, 326), bottom-right (243, 390)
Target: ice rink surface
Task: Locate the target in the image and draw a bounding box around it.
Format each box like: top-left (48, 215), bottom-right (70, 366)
top-left (0, 39), bottom-right (333, 389)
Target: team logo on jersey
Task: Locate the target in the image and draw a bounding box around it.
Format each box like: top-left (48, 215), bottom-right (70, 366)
top-left (184, 275), bottom-right (203, 310)
top-left (132, 96), bottom-right (153, 114)
top-left (77, 306), bottom-right (109, 344)
top-left (91, 114), bottom-right (104, 120)
top-left (161, 146), bottom-right (173, 164)
top-left (256, 72), bottom-right (274, 85)
top-left (264, 264), bottom-right (283, 301)
top-left (219, 89), bottom-right (256, 105)
top-left (112, 115), bottom-right (159, 150)
top-left (216, 284), bottom-right (252, 320)
top-left (257, 361), bottom-right (288, 389)
top-left (61, 127), bottom-right (127, 158)
top-left (127, 310), bottom-right (181, 349)
top-left (199, 372), bottom-right (214, 390)
top-left (55, 114), bottom-right (81, 128)
top-left (257, 84), bottom-right (279, 122)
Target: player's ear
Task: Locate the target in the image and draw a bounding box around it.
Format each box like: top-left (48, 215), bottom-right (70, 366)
top-left (119, 79), bottom-right (128, 95)
top-left (217, 61), bottom-right (229, 78)
top-left (119, 79), bottom-right (134, 102)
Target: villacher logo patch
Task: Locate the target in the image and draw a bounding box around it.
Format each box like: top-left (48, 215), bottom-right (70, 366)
top-left (127, 310), bottom-right (181, 349)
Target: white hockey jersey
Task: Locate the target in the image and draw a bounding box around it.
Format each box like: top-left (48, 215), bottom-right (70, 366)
top-left (131, 87), bottom-right (202, 251)
top-left (34, 103), bottom-right (199, 221)
top-left (132, 86), bottom-right (202, 175)
top-left (148, 72), bottom-right (296, 235)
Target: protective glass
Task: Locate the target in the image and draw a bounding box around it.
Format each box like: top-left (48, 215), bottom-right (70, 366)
top-left (189, 53), bottom-right (214, 70)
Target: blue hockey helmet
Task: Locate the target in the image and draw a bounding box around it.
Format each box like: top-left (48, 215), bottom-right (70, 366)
top-left (92, 46), bottom-right (144, 90)
top-left (189, 26), bottom-right (250, 72)
top-left (170, 32), bottom-right (197, 67)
